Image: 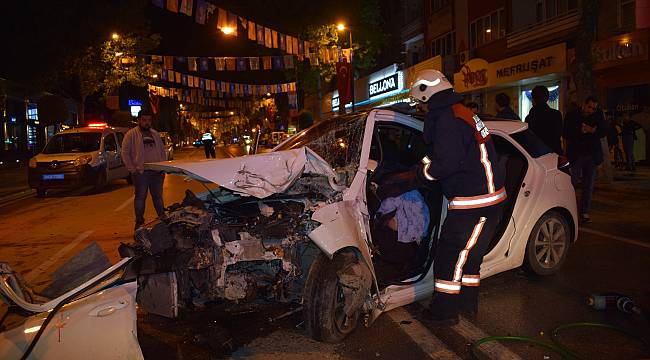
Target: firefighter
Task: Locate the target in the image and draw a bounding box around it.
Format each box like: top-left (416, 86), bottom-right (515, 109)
top-left (410, 69), bottom-right (506, 325)
top-left (202, 128), bottom-right (216, 159)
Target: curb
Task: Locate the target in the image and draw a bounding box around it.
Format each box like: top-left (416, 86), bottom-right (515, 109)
top-left (0, 188), bottom-right (35, 206)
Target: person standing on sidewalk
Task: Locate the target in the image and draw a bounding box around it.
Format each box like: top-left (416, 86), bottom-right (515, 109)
top-left (495, 93), bottom-right (520, 120)
top-left (622, 115), bottom-right (642, 171)
top-left (121, 109), bottom-right (168, 229)
top-left (202, 128), bottom-right (216, 159)
top-left (563, 97), bottom-right (605, 223)
top-left (525, 86), bottom-right (563, 155)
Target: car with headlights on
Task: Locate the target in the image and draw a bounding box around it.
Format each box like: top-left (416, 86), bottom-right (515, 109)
top-left (28, 123), bottom-right (130, 196)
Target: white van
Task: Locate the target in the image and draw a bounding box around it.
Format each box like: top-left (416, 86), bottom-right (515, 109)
top-left (28, 123), bottom-right (130, 196)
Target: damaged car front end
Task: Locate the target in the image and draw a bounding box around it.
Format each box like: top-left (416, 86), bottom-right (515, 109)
top-left (120, 113), bottom-right (380, 342)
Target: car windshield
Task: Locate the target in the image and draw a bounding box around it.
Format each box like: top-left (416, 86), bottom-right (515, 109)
top-left (43, 132), bottom-right (102, 154)
top-left (276, 113), bottom-right (367, 178)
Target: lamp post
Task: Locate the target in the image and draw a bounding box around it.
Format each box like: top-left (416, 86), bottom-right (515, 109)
top-left (337, 23), bottom-right (354, 112)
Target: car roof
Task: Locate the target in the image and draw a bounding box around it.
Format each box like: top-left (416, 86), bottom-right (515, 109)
top-left (57, 127), bottom-right (109, 134)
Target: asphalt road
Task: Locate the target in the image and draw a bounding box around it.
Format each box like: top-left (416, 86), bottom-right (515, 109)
top-left (0, 147), bottom-right (648, 359)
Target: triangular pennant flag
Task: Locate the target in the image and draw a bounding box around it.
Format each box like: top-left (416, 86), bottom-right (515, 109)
top-left (256, 25), bottom-right (264, 45)
top-left (293, 38), bottom-right (300, 56)
top-left (249, 57), bottom-right (260, 70)
top-left (163, 56), bottom-right (174, 69)
top-left (217, 8), bottom-right (228, 29)
top-left (168, 70), bottom-right (175, 80)
top-left (200, 57), bottom-right (209, 71)
top-left (181, 74), bottom-right (188, 86)
top-left (215, 58), bottom-right (225, 71)
top-left (195, 0), bottom-right (207, 24)
top-left (248, 21), bottom-right (256, 41)
top-left (298, 40), bottom-right (304, 55)
top-left (180, 0), bottom-right (193, 16)
top-left (262, 56), bottom-right (272, 70)
top-left (279, 34), bottom-right (286, 51)
top-left (271, 30), bottom-right (278, 48)
top-left (272, 56), bottom-right (284, 70)
top-left (285, 36), bottom-right (293, 54)
top-left (188, 57), bottom-right (197, 71)
top-left (284, 55), bottom-right (295, 69)
top-left (236, 58), bottom-right (247, 71)
top-left (226, 58), bottom-right (236, 71)
top-left (264, 28), bottom-right (272, 48)
top-left (161, 70), bottom-right (168, 81)
top-left (166, 0), bottom-right (178, 12)
top-left (200, 78), bottom-right (205, 90)
top-left (175, 72), bottom-right (182, 83)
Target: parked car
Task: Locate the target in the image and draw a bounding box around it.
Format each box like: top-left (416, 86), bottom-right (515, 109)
top-left (2, 108), bottom-right (578, 359)
top-left (192, 139), bottom-right (203, 148)
top-left (28, 123), bottom-right (130, 196)
top-left (159, 131), bottom-right (174, 160)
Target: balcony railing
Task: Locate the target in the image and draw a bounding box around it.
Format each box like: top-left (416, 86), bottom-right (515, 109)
top-left (507, 9), bottom-right (581, 48)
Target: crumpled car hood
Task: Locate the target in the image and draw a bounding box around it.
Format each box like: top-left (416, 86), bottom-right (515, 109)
top-left (145, 147), bottom-right (343, 198)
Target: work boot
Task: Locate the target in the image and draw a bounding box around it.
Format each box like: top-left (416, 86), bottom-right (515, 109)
top-left (420, 307), bottom-right (459, 327)
top-left (134, 221), bottom-right (144, 231)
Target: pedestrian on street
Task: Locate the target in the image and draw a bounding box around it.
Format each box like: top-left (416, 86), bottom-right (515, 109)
top-left (608, 117), bottom-right (625, 169)
top-left (563, 97), bottom-right (605, 223)
top-left (525, 86), bottom-right (564, 155)
top-left (392, 70), bottom-right (506, 325)
top-left (121, 109), bottom-right (168, 229)
top-left (202, 128), bottom-right (216, 159)
top-left (621, 115), bottom-right (642, 171)
top-left (495, 93), bottom-right (520, 120)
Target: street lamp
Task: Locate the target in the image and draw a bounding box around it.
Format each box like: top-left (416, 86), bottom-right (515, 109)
top-left (111, 33), bottom-right (120, 40)
top-left (336, 23), bottom-right (354, 112)
top-left (221, 26), bottom-right (235, 35)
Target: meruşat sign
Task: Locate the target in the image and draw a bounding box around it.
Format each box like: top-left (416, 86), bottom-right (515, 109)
top-left (369, 73), bottom-right (399, 97)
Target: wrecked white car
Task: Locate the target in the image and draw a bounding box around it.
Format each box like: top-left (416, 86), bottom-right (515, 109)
top-left (120, 107), bottom-right (578, 343)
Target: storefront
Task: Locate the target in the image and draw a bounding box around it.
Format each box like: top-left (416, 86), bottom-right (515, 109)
top-left (453, 43), bottom-right (567, 120)
top-left (591, 29), bottom-right (650, 162)
top-left (324, 56), bottom-right (442, 117)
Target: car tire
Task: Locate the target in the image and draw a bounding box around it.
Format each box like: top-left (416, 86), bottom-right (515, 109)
top-left (36, 188), bottom-right (46, 197)
top-left (524, 211), bottom-right (570, 275)
top-left (304, 251), bottom-right (360, 343)
top-left (94, 168), bottom-right (108, 191)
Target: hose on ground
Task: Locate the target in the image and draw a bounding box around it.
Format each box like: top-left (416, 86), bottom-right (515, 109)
top-left (470, 322), bottom-right (649, 360)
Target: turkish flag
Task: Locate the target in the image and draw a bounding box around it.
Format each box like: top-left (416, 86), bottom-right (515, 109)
top-left (336, 58), bottom-right (352, 106)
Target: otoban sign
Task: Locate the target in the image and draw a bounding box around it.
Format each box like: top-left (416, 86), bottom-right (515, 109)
top-left (453, 43), bottom-right (566, 93)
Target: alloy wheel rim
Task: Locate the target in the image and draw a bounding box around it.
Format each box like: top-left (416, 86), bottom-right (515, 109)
top-left (334, 284), bottom-right (356, 334)
top-left (534, 218), bottom-right (567, 269)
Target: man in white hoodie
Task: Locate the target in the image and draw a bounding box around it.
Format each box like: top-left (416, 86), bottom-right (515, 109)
top-left (121, 109), bottom-right (167, 229)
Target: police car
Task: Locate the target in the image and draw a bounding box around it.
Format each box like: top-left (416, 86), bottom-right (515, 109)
top-left (28, 123), bottom-right (130, 196)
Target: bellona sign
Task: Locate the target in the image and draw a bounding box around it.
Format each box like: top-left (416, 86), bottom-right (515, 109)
top-left (368, 73), bottom-right (401, 98)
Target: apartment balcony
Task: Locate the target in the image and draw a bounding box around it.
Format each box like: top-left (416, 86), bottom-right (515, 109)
top-left (507, 9), bottom-right (581, 49)
top-left (401, 17), bottom-right (424, 44)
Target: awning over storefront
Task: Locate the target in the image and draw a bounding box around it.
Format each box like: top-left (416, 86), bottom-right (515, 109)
top-left (453, 43), bottom-right (567, 93)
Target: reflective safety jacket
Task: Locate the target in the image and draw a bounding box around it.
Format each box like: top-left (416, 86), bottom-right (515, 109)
top-left (201, 132), bottom-right (214, 144)
top-left (418, 89), bottom-right (506, 210)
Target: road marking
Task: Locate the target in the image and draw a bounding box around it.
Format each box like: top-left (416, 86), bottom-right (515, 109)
top-left (580, 227), bottom-right (650, 249)
top-left (24, 230), bottom-right (94, 282)
top-left (451, 316), bottom-right (523, 360)
top-left (387, 308), bottom-right (461, 359)
top-left (114, 195), bottom-right (134, 212)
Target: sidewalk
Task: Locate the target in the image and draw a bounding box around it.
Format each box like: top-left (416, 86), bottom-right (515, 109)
top-left (0, 165), bottom-right (33, 203)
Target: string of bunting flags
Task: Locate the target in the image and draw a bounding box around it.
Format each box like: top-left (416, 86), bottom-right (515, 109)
top-left (149, 84), bottom-right (256, 109)
top-left (150, 0), bottom-right (313, 55)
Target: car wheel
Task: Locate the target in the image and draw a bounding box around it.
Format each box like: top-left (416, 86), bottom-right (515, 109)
top-left (36, 188), bottom-right (46, 197)
top-left (524, 211), bottom-right (570, 275)
top-left (304, 252), bottom-right (360, 343)
top-left (94, 168), bottom-right (108, 191)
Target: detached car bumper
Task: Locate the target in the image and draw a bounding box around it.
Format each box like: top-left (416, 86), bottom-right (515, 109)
top-left (28, 164), bottom-right (102, 189)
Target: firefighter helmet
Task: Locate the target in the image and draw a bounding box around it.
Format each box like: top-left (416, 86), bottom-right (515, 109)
top-left (410, 69), bottom-right (453, 103)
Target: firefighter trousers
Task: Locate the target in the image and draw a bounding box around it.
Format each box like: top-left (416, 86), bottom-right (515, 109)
top-left (430, 203), bottom-right (503, 318)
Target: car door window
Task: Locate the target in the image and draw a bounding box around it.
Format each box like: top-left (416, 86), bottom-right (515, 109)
top-left (104, 134), bottom-right (117, 152)
top-left (374, 123), bottom-right (427, 168)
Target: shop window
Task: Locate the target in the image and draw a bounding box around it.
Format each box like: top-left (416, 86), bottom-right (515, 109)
top-left (431, 31), bottom-right (455, 57)
top-left (519, 85), bottom-right (560, 120)
top-left (469, 9), bottom-right (504, 49)
top-left (619, 0), bottom-right (636, 29)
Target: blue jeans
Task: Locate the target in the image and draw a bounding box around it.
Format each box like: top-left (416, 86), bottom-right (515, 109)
top-left (571, 156), bottom-right (596, 215)
top-left (133, 170), bottom-right (165, 225)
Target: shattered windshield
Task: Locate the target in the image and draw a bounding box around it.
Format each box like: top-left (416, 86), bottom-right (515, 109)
top-left (276, 113), bottom-right (367, 180)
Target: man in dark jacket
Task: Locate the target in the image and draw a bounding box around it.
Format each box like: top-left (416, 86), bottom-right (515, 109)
top-left (409, 70), bottom-right (506, 324)
top-left (495, 93), bottom-right (520, 120)
top-left (563, 97), bottom-right (605, 223)
top-left (525, 86), bottom-right (563, 154)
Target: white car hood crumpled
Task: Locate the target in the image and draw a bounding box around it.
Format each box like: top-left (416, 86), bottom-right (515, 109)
top-left (145, 147), bottom-right (343, 198)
